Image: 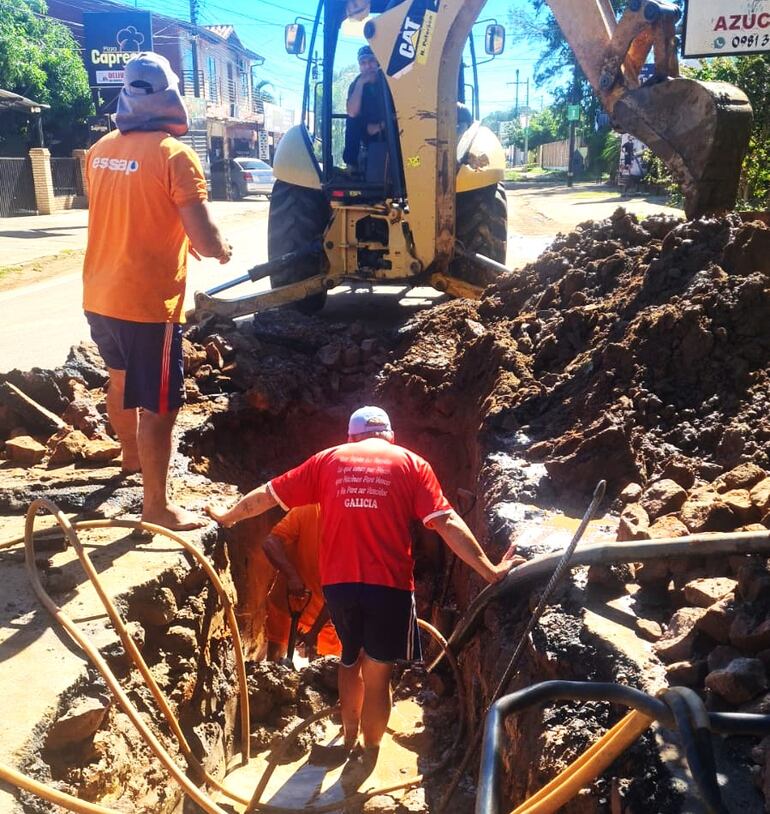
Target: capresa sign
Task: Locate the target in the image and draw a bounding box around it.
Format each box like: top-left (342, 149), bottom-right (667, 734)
top-left (83, 12), bottom-right (154, 86)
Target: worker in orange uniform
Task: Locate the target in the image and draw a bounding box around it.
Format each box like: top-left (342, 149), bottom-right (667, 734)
top-left (83, 52), bottom-right (232, 531)
top-left (262, 504), bottom-right (341, 661)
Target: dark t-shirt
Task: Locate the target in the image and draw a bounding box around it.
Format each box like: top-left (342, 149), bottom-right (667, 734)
top-left (347, 74), bottom-right (387, 144)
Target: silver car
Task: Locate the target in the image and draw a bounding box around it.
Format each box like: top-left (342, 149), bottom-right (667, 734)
top-left (211, 158), bottom-right (275, 200)
top-left (234, 157), bottom-right (275, 198)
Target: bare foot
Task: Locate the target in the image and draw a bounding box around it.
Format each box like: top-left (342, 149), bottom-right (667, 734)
top-left (142, 504), bottom-right (205, 531)
top-left (120, 452), bottom-right (141, 474)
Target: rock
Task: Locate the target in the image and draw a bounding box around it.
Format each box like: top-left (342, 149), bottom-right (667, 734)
top-left (635, 618), bottom-right (663, 642)
top-left (739, 692), bottom-right (770, 716)
top-left (679, 487), bottom-right (735, 533)
top-left (666, 660), bottom-right (707, 687)
top-left (749, 478), bottom-right (770, 516)
top-left (654, 607), bottom-right (707, 663)
top-left (165, 625), bottom-right (198, 657)
top-left (48, 430), bottom-right (120, 466)
top-left (716, 463), bottom-right (766, 492)
top-left (586, 562), bottom-right (634, 590)
top-left (708, 645), bottom-right (742, 672)
top-left (736, 563), bottom-right (770, 603)
top-left (617, 503), bottom-right (650, 541)
top-left (182, 338), bottom-right (208, 375)
top-left (317, 344), bottom-right (342, 368)
top-left (45, 696), bottom-right (110, 749)
top-left (730, 612), bottom-right (770, 652)
top-left (360, 338), bottom-right (377, 361)
top-left (683, 577), bottom-right (737, 608)
top-left (61, 398), bottom-right (103, 437)
top-left (697, 598), bottom-right (736, 644)
top-left (134, 587), bottom-right (177, 627)
top-left (640, 479), bottom-right (687, 520)
top-left (658, 458), bottom-right (696, 490)
top-left (619, 483), bottom-right (642, 503)
top-left (721, 489), bottom-right (758, 523)
top-left (705, 658), bottom-right (768, 704)
top-left (5, 435), bottom-right (46, 466)
top-left (648, 514), bottom-right (689, 539)
top-left (635, 559), bottom-right (670, 587)
top-left (342, 345), bottom-right (361, 368)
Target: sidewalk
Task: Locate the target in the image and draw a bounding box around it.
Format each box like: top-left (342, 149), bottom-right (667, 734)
top-left (0, 199), bottom-right (270, 269)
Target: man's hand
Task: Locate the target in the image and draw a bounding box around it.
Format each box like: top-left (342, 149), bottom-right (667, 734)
top-left (217, 241), bottom-right (233, 264)
top-left (205, 503), bottom-right (235, 527)
top-left (488, 546), bottom-right (527, 582)
top-left (287, 578), bottom-right (308, 597)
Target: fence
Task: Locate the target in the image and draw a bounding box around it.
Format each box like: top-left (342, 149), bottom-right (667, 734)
top-left (50, 157), bottom-right (84, 197)
top-left (539, 139), bottom-right (572, 170)
top-left (0, 157), bottom-right (37, 217)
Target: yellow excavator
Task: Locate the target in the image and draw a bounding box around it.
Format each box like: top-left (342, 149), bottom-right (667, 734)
top-left (193, 0), bottom-right (752, 321)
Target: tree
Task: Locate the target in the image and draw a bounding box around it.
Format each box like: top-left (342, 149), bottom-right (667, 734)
top-left (0, 0), bottom-right (93, 154)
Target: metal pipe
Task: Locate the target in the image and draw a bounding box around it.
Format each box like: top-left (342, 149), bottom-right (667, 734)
top-left (447, 529), bottom-right (770, 658)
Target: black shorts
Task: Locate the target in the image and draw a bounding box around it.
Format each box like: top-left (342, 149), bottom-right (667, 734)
top-left (86, 312), bottom-right (184, 414)
top-left (323, 583), bottom-right (421, 666)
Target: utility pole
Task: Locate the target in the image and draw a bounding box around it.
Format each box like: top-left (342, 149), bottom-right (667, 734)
top-left (189, 0), bottom-right (201, 98)
top-left (507, 69), bottom-right (527, 166)
top-left (566, 68), bottom-right (579, 188)
top-left (523, 78), bottom-right (530, 166)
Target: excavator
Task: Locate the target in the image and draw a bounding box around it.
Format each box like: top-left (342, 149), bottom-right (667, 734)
top-left (193, 0), bottom-right (752, 322)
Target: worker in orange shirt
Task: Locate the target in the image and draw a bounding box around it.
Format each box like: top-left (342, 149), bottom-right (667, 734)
top-left (263, 504), bottom-right (341, 661)
top-left (83, 52), bottom-right (232, 531)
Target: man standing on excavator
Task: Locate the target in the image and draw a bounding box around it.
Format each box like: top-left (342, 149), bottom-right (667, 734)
top-left (343, 45), bottom-right (387, 169)
top-left (205, 406), bottom-right (522, 768)
top-left (83, 53), bottom-right (232, 531)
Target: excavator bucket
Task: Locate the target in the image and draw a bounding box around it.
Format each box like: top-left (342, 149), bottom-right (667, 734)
top-left (612, 78), bottom-right (752, 219)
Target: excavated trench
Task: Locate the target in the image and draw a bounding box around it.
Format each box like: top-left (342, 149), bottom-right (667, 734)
top-left (1, 210), bottom-right (770, 813)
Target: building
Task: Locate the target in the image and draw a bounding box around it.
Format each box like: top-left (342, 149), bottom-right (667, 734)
top-left (47, 0), bottom-right (272, 171)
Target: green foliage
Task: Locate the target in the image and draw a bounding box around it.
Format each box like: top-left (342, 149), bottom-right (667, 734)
top-left (0, 0), bottom-right (93, 154)
top-left (682, 55), bottom-right (769, 209)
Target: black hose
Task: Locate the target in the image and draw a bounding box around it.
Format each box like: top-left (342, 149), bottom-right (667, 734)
top-left (662, 689), bottom-right (728, 814)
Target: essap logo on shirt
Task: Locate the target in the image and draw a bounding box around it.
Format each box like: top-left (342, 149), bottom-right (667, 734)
top-left (91, 156), bottom-right (140, 175)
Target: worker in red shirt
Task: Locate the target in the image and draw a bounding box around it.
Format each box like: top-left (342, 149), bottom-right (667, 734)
top-left (205, 406), bottom-right (521, 767)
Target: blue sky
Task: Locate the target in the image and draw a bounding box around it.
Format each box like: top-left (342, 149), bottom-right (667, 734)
top-left (135, 0), bottom-right (552, 118)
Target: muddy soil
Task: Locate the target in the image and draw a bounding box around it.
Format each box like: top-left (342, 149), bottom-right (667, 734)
top-left (1, 208), bottom-right (769, 813)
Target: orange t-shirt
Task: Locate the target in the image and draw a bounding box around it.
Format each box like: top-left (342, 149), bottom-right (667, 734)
top-left (266, 504), bottom-right (341, 656)
top-left (83, 130), bottom-right (208, 323)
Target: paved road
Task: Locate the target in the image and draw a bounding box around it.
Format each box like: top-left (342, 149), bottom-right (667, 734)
top-left (0, 184), bottom-right (681, 373)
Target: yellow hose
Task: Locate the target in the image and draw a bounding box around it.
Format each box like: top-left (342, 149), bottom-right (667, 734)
top-left (511, 709), bottom-right (654, 814)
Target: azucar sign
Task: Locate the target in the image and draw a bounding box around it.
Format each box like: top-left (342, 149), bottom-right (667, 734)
top-left (83, 12), bottom-right (154, 86)
top-left (683, 0), bottom-right (770, 56)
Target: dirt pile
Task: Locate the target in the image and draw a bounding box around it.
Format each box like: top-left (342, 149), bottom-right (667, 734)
top-left (379, 210), bottom-right (770, 496)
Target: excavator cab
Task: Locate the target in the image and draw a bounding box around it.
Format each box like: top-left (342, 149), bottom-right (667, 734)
top-left (195, 0), bottom-right (509, 320)
top-left (194, 0), bottom-right (752, 322)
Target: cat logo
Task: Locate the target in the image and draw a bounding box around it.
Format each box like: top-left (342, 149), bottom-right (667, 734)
top-left (399, 16), bottom-right (421, 59)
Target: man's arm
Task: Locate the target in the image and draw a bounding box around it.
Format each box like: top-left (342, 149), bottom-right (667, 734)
top-left (205, 484), bottom-right (277, 527)
top-left (347, 76), bottom-right (366, 117)
top-left (263, 533), bottom-right (305, 594)
top-left (427, 510), bottom-right (524, 584)
top-left (178, 200), bottom-right (232, 263)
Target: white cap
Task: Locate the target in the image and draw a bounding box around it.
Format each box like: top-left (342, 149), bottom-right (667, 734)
top-left (348, 406), bottom-right (392, 436)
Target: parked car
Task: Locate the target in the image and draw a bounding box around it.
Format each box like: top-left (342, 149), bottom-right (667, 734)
top-left (210, 157), bottom-right (275, 200)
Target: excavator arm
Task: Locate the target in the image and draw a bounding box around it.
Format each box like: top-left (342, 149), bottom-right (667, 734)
top-left (546, 0), bottom-right (753, 217)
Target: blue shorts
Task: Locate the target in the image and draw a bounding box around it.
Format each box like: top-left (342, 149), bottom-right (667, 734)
top-left (86, 312), bottom-right (184, 414)
top-left (323, 583), bottom-right (421, 666)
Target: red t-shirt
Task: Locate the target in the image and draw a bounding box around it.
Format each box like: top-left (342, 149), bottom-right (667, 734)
top-left (268, 438), bottom-right (452, 590)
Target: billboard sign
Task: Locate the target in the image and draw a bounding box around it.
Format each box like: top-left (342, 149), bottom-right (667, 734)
top-left (683, 0), bottom-right (770, 56)
top-left (83, 12), bottom-right (154, 86)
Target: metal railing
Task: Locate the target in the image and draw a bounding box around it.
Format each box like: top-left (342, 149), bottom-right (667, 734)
top-left (50, 157), bottom-right (83, 197)
top-left (0, 157), bottom-right (36, 217)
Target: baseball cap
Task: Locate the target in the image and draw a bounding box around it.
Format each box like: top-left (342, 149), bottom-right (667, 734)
top-left (123, 52), bottom-right (179, 95)
top-left (115, 51), bottom-right (189, 136)
top-left (348, 406), bottom-right (392, 436)
top-left (357, 45), bottom-right (375, 60)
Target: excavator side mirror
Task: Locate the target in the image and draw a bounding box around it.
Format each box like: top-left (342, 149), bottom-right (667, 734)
top-left (285, 23), bottom-right (307, 55)
top-left (485, 24), bottom-right (505, 56)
